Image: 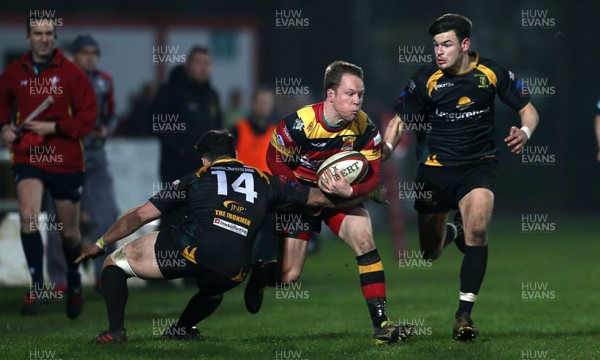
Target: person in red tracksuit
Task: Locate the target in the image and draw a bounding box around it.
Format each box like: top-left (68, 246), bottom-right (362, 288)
top-left (0, 15), bottom-right (97, 318)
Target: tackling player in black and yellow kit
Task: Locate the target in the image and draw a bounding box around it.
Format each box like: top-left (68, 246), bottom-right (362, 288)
top-left (383, 14), bottom-right (539, 341)
top-left (75, 130), bottom-right (364, 344)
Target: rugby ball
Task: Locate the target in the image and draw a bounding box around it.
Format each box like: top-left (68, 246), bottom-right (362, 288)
top-left (316, 151), bottom-right (369, 187)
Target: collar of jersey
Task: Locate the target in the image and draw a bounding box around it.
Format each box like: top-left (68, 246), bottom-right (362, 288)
top-left (212, 158), bottom-right (241, 165)
top-left (196, 158), bottom-right (241, 176)
top-left (450, 51), bottom-right (479, 76)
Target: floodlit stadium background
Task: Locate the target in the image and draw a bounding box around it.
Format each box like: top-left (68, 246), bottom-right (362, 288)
top-left (0, 0), bottom-right (599, 272)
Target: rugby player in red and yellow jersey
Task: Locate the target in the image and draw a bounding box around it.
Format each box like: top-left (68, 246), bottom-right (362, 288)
top-left (245, 61), bottom-right (414, 345)
top-left (383, 14), bottom-right (539, 341)
top-left (0, 15), bottom-right (97, 318)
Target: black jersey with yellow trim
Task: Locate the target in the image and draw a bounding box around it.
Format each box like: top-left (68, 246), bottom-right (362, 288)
top-left (270, 101), bottom-right (382, 182)
top-left (149, 158), bottom-right (309, 278)
top-left (395, 52), bottom-right (530, 167)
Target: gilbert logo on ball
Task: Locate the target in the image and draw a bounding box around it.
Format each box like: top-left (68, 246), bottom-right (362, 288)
top-left (316, 151), bottom-right (369, 187)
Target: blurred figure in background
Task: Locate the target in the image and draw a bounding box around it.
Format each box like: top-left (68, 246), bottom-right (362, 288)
top-left (230, 86), bottom-right (277, 261)
top-left (119, 81), bottom-right (158, 137)
top-left (150, 45), bottom-right (223, 231)
top-left (223, 88), bottom-right (245, 129)
top-left (46, 35), bottom-right (120, 293)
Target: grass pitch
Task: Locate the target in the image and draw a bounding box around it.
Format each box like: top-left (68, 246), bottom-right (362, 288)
top-left (1, 218), bottom-right (599, 359)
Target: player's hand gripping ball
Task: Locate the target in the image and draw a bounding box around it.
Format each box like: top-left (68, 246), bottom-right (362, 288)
top-left (316, 151), bottom-right (369, 188)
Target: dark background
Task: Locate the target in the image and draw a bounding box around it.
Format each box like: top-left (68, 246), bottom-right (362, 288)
top-left (2, 0), bottom-right (599, 217)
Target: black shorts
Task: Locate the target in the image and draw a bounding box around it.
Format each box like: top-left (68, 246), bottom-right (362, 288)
top-left (13, 164), bottom-right (83, 202)
top-left (154, 227), bottom-right (241, 294)
top-left (413, 161), bottom-right (497, 213)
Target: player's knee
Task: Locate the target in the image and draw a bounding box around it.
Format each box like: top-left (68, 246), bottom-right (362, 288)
top-left (103, 254), bottom-right (116, 269)
top-left (347, 232), bottom-right (375, 254)
top-left (19, 209), bottom-right (38, 232)
top-left (466, 227), bottom-right (487, 246)
top-left (60, 230), bottom-right (81, 247)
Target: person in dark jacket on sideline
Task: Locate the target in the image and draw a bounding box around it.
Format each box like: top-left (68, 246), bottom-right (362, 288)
top-left (149, 45), bottom-right (223, 232)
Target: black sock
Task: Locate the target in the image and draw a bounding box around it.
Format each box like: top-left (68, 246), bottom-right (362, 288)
top-left (357, 249), bottom-right (388, 329)
top-left (261, 261), bottom-right (278, 287)
top-left (456, 245), bottom-right (488, 318)
top-left (176, 292), bottom-right (222, 329)
top-left (102, 266), bottom-right (129, 332)
top-left (62, 242), bottom-right (81, 289)
top-left (21, 231), bottom-right (44, 292)
top-left (366, 297), bottom-right (388, 329)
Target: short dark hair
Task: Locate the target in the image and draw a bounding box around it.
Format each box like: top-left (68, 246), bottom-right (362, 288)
top-left (428, 14), bottom-right (473, 42)
top-left (323, 60), bottom-right (364, 92)
top-left (27, 15), bottom-right (57, 37)
top-left (194, 129), bottom-right (235, 161)
top-left (188, 45), bottom-right (210, 59)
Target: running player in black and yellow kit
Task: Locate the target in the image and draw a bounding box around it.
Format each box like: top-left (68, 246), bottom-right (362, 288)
top-left (75, 129), bottom-right (365, 344)
top-left (382, 14), bottom-right (539, 341)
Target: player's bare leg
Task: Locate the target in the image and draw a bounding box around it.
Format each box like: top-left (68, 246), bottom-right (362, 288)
top-left (103, 231), bottom-right (164, 278)
top-left (459, 188), bottom-right (493, 247)
top-left (338, 207), bottom-right (414, 344)
top-left (92, 232), bottom-right (163, 344)
top-left (453, 188), bottom-right (494, 341)
top-left (16, 179), bottom-right (44, 315)
top-left (279, 237), bottom-right (309, 284)
top-left (417, 212), bottom-right (450, 260)
top-left (54, 199), bottom-right (84, 319)
top-left (244, 235), bottom-right (307, 314)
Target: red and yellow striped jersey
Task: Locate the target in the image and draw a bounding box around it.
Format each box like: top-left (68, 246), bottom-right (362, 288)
top-left (267, 101), bottom-right (382, 196)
